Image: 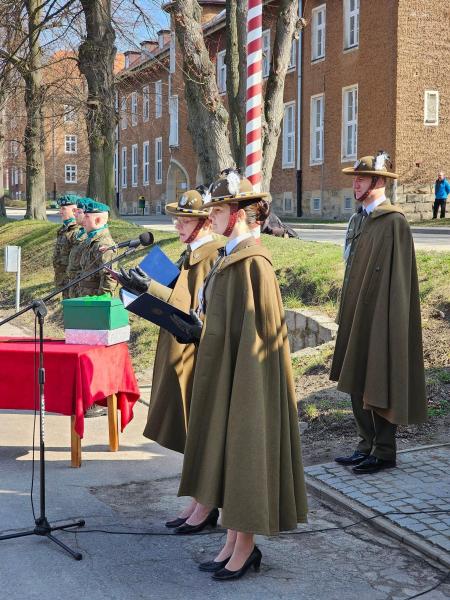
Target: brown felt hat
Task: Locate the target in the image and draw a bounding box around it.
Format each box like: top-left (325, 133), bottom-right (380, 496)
top-left (165, 189), bottom-right (210, 217)
top-left (202, 169), bottom-right (268, 208)
top-left (342, 151), bottom-right (398, 179)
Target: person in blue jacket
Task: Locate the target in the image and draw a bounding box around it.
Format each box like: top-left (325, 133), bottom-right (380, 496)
top-left (433, 171), bottom-right (450, 219)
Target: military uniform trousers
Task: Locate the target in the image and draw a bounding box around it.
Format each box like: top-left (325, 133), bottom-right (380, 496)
top-left (352, 393), bottom-right (397, 461)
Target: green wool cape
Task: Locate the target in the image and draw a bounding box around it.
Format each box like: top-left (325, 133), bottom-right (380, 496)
top-left (178, 239), bottom-right (308, 536)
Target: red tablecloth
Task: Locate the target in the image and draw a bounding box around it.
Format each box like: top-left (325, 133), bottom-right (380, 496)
top-left (0, 338), bottom-right (140, 438)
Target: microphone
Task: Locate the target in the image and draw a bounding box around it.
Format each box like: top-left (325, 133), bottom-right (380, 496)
top-left (114, 231), bottom-right (154, 250)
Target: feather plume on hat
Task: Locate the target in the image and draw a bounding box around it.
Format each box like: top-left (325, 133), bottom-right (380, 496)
top-left (374, 151), bottom-right (391, 172)
top-left (225, 170), bottom-right (241, 196)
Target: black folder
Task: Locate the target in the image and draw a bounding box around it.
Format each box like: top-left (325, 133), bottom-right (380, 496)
top-left (120, 289), bottom-right (197, 343)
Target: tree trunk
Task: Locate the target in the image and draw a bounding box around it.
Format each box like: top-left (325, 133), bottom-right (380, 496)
top-left (23, 0), bottom-right (47, 220)
top-left (78, 0), bottom-right (117, 214)
top-left (170, 0), bottom-right (233, 182)
top-left (0, 99), bottom-right (7, 217)
top-left (226, 0), bottom-right (247, 173)
top-left (261, 0), bottom-right (302, 192)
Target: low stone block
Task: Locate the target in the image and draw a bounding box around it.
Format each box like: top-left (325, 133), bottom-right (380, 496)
top-left (307, 317), bottom-right (319, 333)
top-left (295, 311), bottom-right (307, 330)
top-left (284, 309), bottom-right (296, 331)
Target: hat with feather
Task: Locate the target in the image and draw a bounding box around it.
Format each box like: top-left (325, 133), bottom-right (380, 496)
top-left (203, 168), bottom-right (268, 208)
top-left (165, 189), bottom-right (211, 217)
top-left (342, 151), bottom-right (398, 179)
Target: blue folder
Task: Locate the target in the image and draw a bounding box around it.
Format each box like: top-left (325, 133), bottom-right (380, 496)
top-left (138, 245), bottom-right (180, 287)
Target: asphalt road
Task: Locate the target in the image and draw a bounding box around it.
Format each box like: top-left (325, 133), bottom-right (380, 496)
top-left (5, 208), bottom-right (450, 251)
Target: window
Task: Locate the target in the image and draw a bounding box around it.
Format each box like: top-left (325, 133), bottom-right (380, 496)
top-left (63, 104), bottom-right (76, 123)
top-left (13, 167), bottom-right (19, 185)
top-left (342, 85), bottom-right (358, 161)
top-left (155, 80), bottom-right (162, 118)
top-left (283, 192), bottom-right (293, 213)
top-left (143, 86), bottom-right (150, 122)
top-left (424, 91), bottom-right (439, 126)
top-left (121, 97), bottom-right (127, 129)
top-left (262, 30), bottom-right (271, 78)
top-left (121, 146), bottom-right (127, 188)
top-left (114, 147), bottom-right (119, 191)
top-left (114, 90), bottom-right (118, 112)
top-left (216, 50), bottom-right (226, 93)
top-left (169, 95), bottom-right (179, 147)
top-left (170, 32), bottom-right (176, 74)
top-left (131, 144), bottom-right (138, 186)
top-left (311, 4), bottom-right (326, 61)
top-left (65, 135), bottom-right (77, 154)
top-left (131, 92), bottom-right (138, 126)
top-left (65, 165), bottom-right (77, 183)
top-left (155, 138), bottom-right (162, 184)
top-left (143, 141), bottom-right (150, 185)
top-left (10, 140), bottom-right (19, 157)
top-left (344, 196), bottom-right (354, 211)
top-left (344, 0), bottom-right (360, 49)
top-left (310, 94), bottom-right (324, 164)
top-left (312, 197), bottom-right (321, 212)
top-left (288, 39), bottom-right (296, 70)
top-left (282, 102), bottom-right (295, 168)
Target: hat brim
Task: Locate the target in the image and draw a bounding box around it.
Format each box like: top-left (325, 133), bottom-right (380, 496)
top-left (165, 203), bottom-right (210, 217)
top-left (342, 167), bottom-right (398, 179)
top-left (203, 191), bottom-right (269, 209)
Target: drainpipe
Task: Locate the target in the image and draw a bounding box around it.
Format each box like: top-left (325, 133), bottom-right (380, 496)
top-left (296, 0), bottom-right (303, 217)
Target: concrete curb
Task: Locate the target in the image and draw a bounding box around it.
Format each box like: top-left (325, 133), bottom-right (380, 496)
top-left (285, 222), bottom-right (450, 234)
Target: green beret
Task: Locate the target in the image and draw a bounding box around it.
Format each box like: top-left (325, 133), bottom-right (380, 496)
top-left (83, 199), bottom-right (110, 213)
top-left (76, 196), bottom-right (93, 211)
top-left (57, 194), bottom-right (80, 207)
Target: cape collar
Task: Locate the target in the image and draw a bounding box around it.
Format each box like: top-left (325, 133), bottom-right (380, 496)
top-left (216, 240), bottom-right (273, 271)
top-left (188, 239), bottom-right (223, 266)
top-left (371, 200), bottom-right (405, 220)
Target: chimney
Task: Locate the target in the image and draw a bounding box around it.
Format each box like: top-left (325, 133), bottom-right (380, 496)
top-left (140, 40), bottom-right (159, 58)
top-left (124, 50), bottom-right (141, 69)
top-left (157, 29), bottom-right (171, 49)
top-left (163, 1), bottom-right (225, 26)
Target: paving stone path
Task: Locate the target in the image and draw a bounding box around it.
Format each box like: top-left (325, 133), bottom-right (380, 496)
top-left (305, 445), bottom-right (450, 557)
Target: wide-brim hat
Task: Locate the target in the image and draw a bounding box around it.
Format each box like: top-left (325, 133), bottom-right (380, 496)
top-left (202, 170), bottom-right (268, 208)
top-left (165, 189), bottom-right (210, 217)
top-left (342, 152), bottom-right (398, 179)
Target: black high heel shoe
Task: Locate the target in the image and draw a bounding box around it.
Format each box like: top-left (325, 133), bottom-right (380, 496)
top-left (165, 516), bottom-right (188, 529)
top-left (212, 546), bottom-right (262, 581)
top-left (174, 508), bottom-right (219, 535)
top-left (198, 556), bottom-right (231, 572)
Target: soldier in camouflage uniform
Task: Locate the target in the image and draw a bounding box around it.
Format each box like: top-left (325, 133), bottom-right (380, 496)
top-left (66, 198), bottom-right (89, 298)
top-left (53, 195), bottom-right (80, 298)
top-left (77, 199), bottom-right (117, 297)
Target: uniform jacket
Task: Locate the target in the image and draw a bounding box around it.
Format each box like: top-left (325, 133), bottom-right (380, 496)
top-left (143, 240), bottom-right (223, 453)
top-left (178, 238), bottom-right (308, 535)
top-left (53, 221), bottom-right (80, 288)
top-left (66, 230), bottom-right (87, 298)
top-left (77, 227), bottom-right (117, 296)
top-left (330, 201), bottom-right (427, 425)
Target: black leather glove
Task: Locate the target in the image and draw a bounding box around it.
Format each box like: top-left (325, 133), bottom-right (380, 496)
top-left (117, 267), bottom-right (151, 295)
top-left (171, 310), bottom-right (203, 344)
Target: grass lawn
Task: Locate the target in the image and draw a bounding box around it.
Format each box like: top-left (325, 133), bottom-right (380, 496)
top-left (1, 218), bottom-right (449, 374)
top-left (410, 217), bottom-right (450, 227)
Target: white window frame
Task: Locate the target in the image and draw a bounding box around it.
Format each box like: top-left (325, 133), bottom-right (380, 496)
top-left (121, 146), bottom-right (127, 188)
top-left (143, 141), bottom-right (150, 185)
top-left (64, 164), bottom-right (77, 184)
top-left (155, 80), bottom-right (162, 118)
top-left (262, 29), bottom-right (271, 78)
top-left (312, 197), bottom-right (322, 212)
top-left (288, 39), bottom-right (296, 71)
top-left (155, 137), bottom-right (162, 184)
top-left (142, 86), bottom-right (150, 122)
top-left (310, 94), bottom-right (324, 165)
top-left (341, 84), bottom-right (358, 162)
top-left (131, 91), bottom-right (138, 126)
top-left (13, 167), bottom-right (19, 185)
top-left (65, 134), bottom-right (77, 154)
top-left (131, 143), bottom-right (138, 187)
top-left (121, 97), bottom-right (127, 130)
top-left (344, 0), bottom-right (360, 50)
top-left (216, 50), bottom-right (226, 94)
top-left (311, 4), bottom-right (326, 62)
top-left (169, 95), bottom-right (179, 147)
top-left (283, 192), bottom-right (293, 214)
top-left (114, 146), bottom-right (119, 191)
top-left (63, 104), bottom-right (76, 123)
top-left (424, 90), bottom-right (439, 126)
top-left (282, 101), bottom-right (296, 169)
top-left (343, 196), bottom-right (354, 212)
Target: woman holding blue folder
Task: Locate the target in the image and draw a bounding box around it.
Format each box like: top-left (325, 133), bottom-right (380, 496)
top-left (174, 171), bottom-right (308, 580)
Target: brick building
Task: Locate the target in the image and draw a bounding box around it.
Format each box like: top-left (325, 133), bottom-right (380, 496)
top-left (116, 0), bottom-right (449, 220)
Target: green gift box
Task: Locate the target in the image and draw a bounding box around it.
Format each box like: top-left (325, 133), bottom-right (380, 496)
top-left (62, 295), bottom-right (129, 330)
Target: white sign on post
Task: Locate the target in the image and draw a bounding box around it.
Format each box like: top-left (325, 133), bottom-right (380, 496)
top-left (4, 245), bottom-right (21, 310)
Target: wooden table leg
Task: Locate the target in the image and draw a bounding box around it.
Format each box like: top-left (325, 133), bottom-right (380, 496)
top-left (107, 394), bottom-right (119, 452)
top-left (71, 416), bottom-right (81, 468)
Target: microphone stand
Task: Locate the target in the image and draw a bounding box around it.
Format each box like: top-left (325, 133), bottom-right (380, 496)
top-left (0, 244), bottom-right (141, 560)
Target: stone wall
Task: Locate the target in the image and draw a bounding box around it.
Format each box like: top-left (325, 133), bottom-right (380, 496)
top-left (394, 183), bottom-right (435, 222)
top-left (285, 308), bottom-right (338, 353)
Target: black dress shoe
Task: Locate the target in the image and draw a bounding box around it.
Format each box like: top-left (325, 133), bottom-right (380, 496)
top-left (198, 557), bottom-right (231, 572)
top-left (165, 516), bottom-right (188, 529)
top-left (335, 451), bottom-right (369, 465)
top-left (352, 455), bottom-right (396, 474)
top-left (212, 546), bottom-right (262, 581)
top-left (174, 508), bottom-right (219, 535)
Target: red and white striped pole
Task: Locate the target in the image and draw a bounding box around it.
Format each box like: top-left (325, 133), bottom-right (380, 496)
top-left (246, 0), bottom-right (263, 192)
